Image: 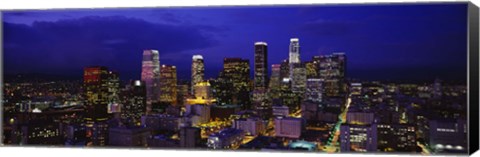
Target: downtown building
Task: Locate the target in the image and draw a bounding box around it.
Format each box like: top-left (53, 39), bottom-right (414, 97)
top-left (191, 55), bottom-right (205, 94)
top-left (233, 117), bottom-right (266, 136)
top-left (253, 41), bottom-right (270, 117)
top-left (141, 50), bottom-right (161, 114)
top-left (120, 80), bottom-right (146, 126)
top-left (288, 38), bottom-right (307, 95)
top-left (318, 53), bottom-right (347, 97)
top-left (159, 64), bottom-right (178, 108)
top-left (207, 128), bottom-right (245, 149)
top-left (274, 117), bottom-right (304, 139)
top-left (83, 66), bottom-right (120, 146)
top-left (217, 58), bottom-right (251, 109)
top-left (268, 64), bottom-right (282, 101)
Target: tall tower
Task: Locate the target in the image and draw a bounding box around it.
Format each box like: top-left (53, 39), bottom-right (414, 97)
top-left (141, 50), bottom-right (160, 114)
top-left (253, 42), bottom-right (269, 115)
top-left (83, 66), bottom-right (119, 146)
top-left (191, 55), bottom-right (205, 95)
top-left (254, 42), bottom-right (268, 90)
top-left (159, 64), bottom-right (178, 107)
top-left (289, 38), bottom-right (300, 64)
top-left (221, 58), bottom-right (251, 109)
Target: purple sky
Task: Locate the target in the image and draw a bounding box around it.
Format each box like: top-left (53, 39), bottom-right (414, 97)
top-left (2, 3), bottom-right (468, 82)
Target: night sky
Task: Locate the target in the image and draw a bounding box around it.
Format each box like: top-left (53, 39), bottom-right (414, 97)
top-left (2, 3), bottom-right (468, 82)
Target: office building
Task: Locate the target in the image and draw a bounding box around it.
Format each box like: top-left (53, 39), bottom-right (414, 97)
top-left (83, 66), bottom-right (119, 146)
top-left (318, 53), bottom-right (347, 97)
top-left (159, 64), bottom-right (178, 106)
top-left (191, 55), bottom-right (205, 94)
top-left (120, 80), bottom-right (146, 126)
top-left (274, 117), bottom-right (303, 139)
top-left (141, 50), bottom-right (161, 113)
top-left (233, 117), bottom-right (266, 136)
top-left (340, 124), bottom-right (377, 152)
top-left (207, 128), bottom-right (245, 149)
top-left (376, 124), bottom-right (416, 152)
top-left (304, 78), bottom-right (324, 103)
top-left (220, 58), bottom-right (251, 109)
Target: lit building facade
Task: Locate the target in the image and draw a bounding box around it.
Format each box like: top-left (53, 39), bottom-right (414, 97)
top-left (318, 53), bottom-right (347, 97)
top-left (159, 64), bottom-right (178, 106)
top-left (120, 80), bottom-right (146, 126)
top-left (340, 124), bottom-right (377, 152)
top-left (220, 58), bottom-right (251, 109)
top-left (304, 78), bottom-right (324, 103)
top-left (291, 63), bottom-right (307, 94)
top-left (376, 124), bottom-right (416, 152)
top-left (83, 66), bottom-right (119, 146)
top-left (274, 117), bottom-right (303, 139)
top-left (191, 55), bottom-right (205, 94)
top-left (269, 64), bottom-right (282, 100)
top-left (141, 50), bottom-right (161, 113)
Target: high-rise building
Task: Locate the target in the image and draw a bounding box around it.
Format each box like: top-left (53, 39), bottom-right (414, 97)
top-left (220, 58), bottom-right (251, 109)
top-left (304, 78), bottom-right (324, 103)
top-left (305, 57), bottom-right (320, 79)
top-left (186, 81), bottom-right (216, 105)
top-left (268, 64), bottom-right (282, 100)
top-left (280, 59), bottom-right (290, 80)
top-left (254, 42), bottom-right (268, 90)
top-left (120, 80), bottom-right (146, 126)
top-left (141, 50), bottom-right (161, 114)
top-left (191, 55), bottom-right (205, 94)
top-left (291, 63), bottom-right (307, 94)
top-left (83, 66), bottom-right (119, 146)
top-left (159, 65), bottom-right (178, 107)
top-left (289, 38), bottom-right (300, 64)
top-left (318, 53), bottom-right (347, 97)
top-left (253, 42), bottom-right (269, 114)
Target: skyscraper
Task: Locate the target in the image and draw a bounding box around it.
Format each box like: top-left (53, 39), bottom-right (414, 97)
top-left (141, 50), bottom-right (161, 114)
top-left (159, 64), bottom-right (178, 107)
top-left (289, 38), bottom-right (300, 64)
top-left (318, 53), bottom-right (347, 97)
top-left (220, 58), bottom-right (251, 109)
top-left (83, 66), bottom-right (119, 146)
top-left (253, 42), bottom-right (269, 115)
top-left (291, 63), bottom-right (307, 94)
top-left (191, 55), bottom-right (205, 94)
top-left (268, 64), bottom-right (282, 100)
top-left (254, 42), bottom-right (268, 90)
top-left (120, 80), bottom-right (146, 126)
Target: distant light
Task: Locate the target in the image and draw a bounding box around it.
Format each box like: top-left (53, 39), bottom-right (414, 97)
top-left (446, 145), bottom-right (453, 149)
top-left (32, 108), bottom-right (42, 113)
top-left (455, 146), bottom-right (463, 150)
top-left (193, 55), bottom-right (203, 60)
top-left (435, 144), bottom-right (444, 149)
top-left (290, 38), bottom-right (299, 42)
top-left (254, 42), bottom-right (268, 46)
top-left (134, 80), bottom-right (142, 86)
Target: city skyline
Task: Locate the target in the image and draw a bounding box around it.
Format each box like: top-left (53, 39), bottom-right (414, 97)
top-left (3, 4), bottom-right (468, 82)
top-left (1, 3), bottom-right (471, 154)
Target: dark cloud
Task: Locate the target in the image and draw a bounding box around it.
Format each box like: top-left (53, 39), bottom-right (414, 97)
top-left (4, 16), bottom-right (222, 78)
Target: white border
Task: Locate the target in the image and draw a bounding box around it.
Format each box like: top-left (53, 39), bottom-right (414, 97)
top-left (0, 0), bottom-right (478, 157)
